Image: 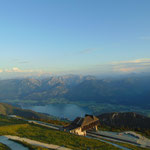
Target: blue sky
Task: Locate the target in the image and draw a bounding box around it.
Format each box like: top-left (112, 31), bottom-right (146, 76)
top-left (0, 0), bottom-right (150, 77)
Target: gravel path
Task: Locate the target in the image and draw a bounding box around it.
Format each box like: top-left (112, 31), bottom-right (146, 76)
top-left (0, 136), bottom-right (29, 150)
top-left (87, 134), bottom-right (131, 150)
top-left (93, 131), bottom-right (150, 148)
top-left (5, 135), bottom-right (71, 150)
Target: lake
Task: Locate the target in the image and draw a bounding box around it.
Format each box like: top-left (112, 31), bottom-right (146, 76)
top-left (22, 103), bottom-right (92, 120)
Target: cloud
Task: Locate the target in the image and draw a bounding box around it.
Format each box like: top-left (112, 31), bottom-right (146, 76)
top-left (112, 58), bottom-right (150, 73)
top-left (0, 67), bottom-right (50, 79)
top-left (112, 58), bottom-right (150, 65)
top-left (5, 67), bottom-right (34, 73)
top-left (80, 58), bottom-right (150, 75)
top-left (80, 48), bottom-right (100, 54)
top-left (119, 68), bottom-right (137, 72)
top-left (12, 67), bottom-right (22, 72)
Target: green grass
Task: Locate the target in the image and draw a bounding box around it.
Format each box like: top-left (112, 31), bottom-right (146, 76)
top-left (0, 123), bottom-right (121, 150)
top-left (10, 139), bottom-right (53, 150)
top-left (97, 136), bottom-right (150, 150)
top-left (113, 142), bottom-right (150, 150)
top-left (0, 143), bottom-right (11, 150)
top-left (99, 125), bottom-right (150, 140)
top-left (1, 114), bottom-right (150, 150)
top-left (0, 115), bottom-right (26, 126)
top-left (97, 126), bottom-right (150, 150)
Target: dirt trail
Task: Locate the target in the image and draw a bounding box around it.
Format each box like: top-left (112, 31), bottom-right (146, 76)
top-left (0, 136), bottom-right (29, 150)
top-left (5, 135), bottom-right (71, 150)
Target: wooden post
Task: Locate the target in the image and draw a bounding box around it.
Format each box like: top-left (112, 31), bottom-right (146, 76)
top-left (95, 125), bottom-right (98, 131)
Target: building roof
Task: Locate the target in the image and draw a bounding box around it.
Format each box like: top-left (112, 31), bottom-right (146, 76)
top-left (64, 114), bottom-right (99, 131)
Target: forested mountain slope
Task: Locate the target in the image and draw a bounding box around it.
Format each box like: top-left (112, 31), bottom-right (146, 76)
top-left (0, 75), bottom-right (150, 108)
top-left (0, 103), bottom-right (51, 120)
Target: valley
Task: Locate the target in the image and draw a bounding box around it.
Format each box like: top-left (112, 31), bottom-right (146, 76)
top-left (1, 0), bottom-right (150, 149)
top-left (0, 75), bottom-right (150, 149)
top-left (0, 103), bottom-right (150, 149)
top-left (0, 75), bottom-right (150, 117)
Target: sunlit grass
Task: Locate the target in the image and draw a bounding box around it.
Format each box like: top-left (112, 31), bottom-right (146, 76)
top-left (0, 123), bottom-right (120, 150)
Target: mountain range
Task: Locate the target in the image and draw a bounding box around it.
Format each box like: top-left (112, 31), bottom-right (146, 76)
top-left (0, 74), bottom-right (150, 108)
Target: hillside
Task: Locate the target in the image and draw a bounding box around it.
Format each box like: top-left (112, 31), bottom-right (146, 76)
top-left (0, 75), bottom-right (150, 109)
top-left (0, 104), bottom-right (150, 149)
top-left (98, 112), bottom-right (150, 129)
top-left (0, 103), bottom-right (51, 120)
top-left (98, 112), bottom-right (150, 138)
top-left (0, 115), bottom-right (120, 150)
top-left (66, 76), bottom-right (150, 107)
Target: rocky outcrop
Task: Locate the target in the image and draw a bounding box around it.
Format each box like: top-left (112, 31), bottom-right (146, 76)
top-left (98, 112), bottom-right (150, 130)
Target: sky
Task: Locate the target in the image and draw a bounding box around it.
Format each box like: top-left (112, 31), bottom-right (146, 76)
top-left (0, 0), bottom-right (150, 78)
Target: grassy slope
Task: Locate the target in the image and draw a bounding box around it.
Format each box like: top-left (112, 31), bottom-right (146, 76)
top-left (113, 142), bottom-right (150, 150)
top-left (0, 115), bottom-right (26, 126)
top-left (0, 124), bottom-right (121, 150)
top-left (0, 143), bottom-right (11, 150)
top-left (0, 103), bottom-right (51, 120)
top-left (100, 125), bottom-right (150, 140)
top-left (0, 115), bottom-right (120, 150)
top-left (9, 139), bottom-right (52, 150)
top-left (2, 114), bottom-right (149, 150)
top-left (1, 114), bottom-right (149, 150)
top-left (1, 113), bottom-right (149, 150)
top-left (98, 136), bottom-right (150, 150)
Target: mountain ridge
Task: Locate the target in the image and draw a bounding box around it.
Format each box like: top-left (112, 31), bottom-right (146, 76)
top-left (98, 112), bottom-right (150, 130)
top-left (0, 103), bottom-right (52, 120)
top-left (0, 75), bottom-right (150, 108)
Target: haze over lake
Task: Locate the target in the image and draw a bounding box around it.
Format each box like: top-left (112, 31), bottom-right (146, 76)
top-left (22, 104), bottom-right (92, 120)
